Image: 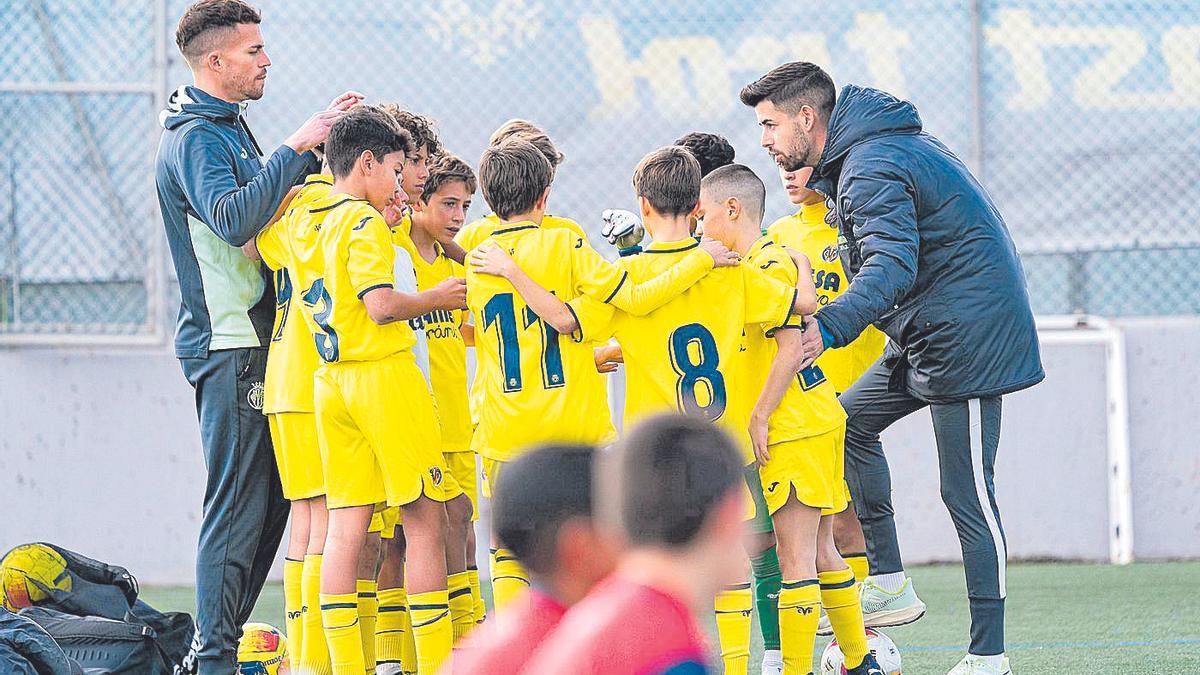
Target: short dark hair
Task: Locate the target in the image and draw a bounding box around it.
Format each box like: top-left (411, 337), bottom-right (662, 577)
top-left (421, 153), bottom-right (477, 203)
top-left (739, 61), bottom-right (837, 123)
top-left (324, 105), bottom-right (412, 179)
top-left (175, 0), bottom-right (261, 65)
top-left (700, 164), bottom-right (767, 226)
top-left (673, 132), bottom-right (735, 177)
top-left (379, 104), bottom-right (443, 157)
top-left (599, 414), bottom-right (743, 547)
top-left (479, 139), bottom-right (552, 219)
top-left (492, 444), bottom-right (596, 575)
top-left (632, 146), bottom-right (701, 218)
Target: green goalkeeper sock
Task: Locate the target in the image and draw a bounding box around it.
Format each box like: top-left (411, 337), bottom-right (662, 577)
top-left (752, 546), bottom-right (783, 651)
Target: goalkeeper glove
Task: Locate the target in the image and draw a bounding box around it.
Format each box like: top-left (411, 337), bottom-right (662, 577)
top-left (601, 209), bottom-right (645, 257)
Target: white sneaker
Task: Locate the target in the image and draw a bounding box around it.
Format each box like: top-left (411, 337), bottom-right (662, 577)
top-left (760, 648), bottom-right (783, 675)
top-left (946, 654), bottom-right (1012, 675)
top-left (375, 664), bottom-right (413, 675)
top-left (859, 577), bottom-right (926, 628)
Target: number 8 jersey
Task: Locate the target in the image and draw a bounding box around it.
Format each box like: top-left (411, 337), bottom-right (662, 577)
top-left (571, 237), bottom-right (799, 463)
top-left (466, 222), bottom-right (715, 462)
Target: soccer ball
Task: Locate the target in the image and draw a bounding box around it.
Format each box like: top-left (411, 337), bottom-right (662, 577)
top-left (237, 622), bottom-right (289, 675)
top-left (821, 628), bottom-right (902, 675)
top-left (0, 543), bottom-right (72, 611)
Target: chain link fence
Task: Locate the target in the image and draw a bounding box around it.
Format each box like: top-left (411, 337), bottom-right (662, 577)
top-left (3, 0), bottom-right (1197, 341)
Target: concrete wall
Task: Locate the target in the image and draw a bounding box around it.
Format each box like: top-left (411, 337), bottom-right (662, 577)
top-left (1, 317), bottom-right (1197, 585)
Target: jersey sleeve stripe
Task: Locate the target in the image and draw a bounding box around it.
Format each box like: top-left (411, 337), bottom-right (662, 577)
top-left (603, 270), bottom-right (629, 304)
top-left (356, 282), bottom-right (393, 299)
top-left (565, 303), bottom-right (586, 343)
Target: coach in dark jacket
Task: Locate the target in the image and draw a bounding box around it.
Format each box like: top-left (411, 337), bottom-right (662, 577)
top-left (742, 63), bottom-right (1041, 674)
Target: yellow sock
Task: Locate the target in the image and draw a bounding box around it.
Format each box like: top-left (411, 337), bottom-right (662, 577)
top-left (448, 572), bottom-right (474, 642)
top-left (320, 592), bottom-right (364, 675)
top-left (714, 582), bottom-right (753, 674)
top-left (283, 558), bottom-right (304, 671)
top-left (820, 567), bottom-right (869, 669)
top-left (375, 588), bottom-right (410, 673)
top-left (409, 589), bottom-right (452, 674)
top-left (467, 567), bottom-right (485, 623)
top-left (779, 580), bottom-right (821, 675)
top-left (356, 580), bottom-right (378, 672)
top-left (843, 553), bottom-right (869, 585)
top-left (489, 548), bottom-right (529, 613)
top-left (299, 555), bottom-right (331, 675)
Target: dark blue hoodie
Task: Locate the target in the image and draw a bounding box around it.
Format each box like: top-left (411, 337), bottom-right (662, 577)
top-left (155, 85), bottom-right (319, 359)
top-left (809, 85), bottom-right (1043, 403)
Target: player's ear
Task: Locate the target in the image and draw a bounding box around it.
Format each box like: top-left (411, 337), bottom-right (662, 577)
top-left (688, 199), bottom-right (701, 219)
top-left (726, 197), bottom-right (740, 222)
top-left (358, 149), bottom-right (376, 175)
top-left (536, 186), bottom-right (551, 210)
top-left (639, 196), bottom-right (653, 219)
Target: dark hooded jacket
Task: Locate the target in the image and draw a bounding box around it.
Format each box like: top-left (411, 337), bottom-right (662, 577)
top-left (810, 85), bottom-right (1043, 403)
top-left (155, 85), bottom-right (318, 358)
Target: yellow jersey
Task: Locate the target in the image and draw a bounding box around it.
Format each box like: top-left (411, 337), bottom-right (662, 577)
top-left (740, 236), bottom-right (846, 443)
top-left (571, 237), bottom-right (798, 462)
top-left (454, 213), bottom-right (588, 252)
top-left (295, 193), bottom-right (414, 364)
top-left (411, 240), bottom-right (472, 453)
top-left (255, 174), bottom-right (332, 413)
top-left (466, 222), bottom-right (714, 461)
top-left (767, 202), bottom-right (887, 392)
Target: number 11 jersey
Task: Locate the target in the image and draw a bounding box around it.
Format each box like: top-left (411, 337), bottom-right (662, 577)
top-left (466, 222), bottom-right (714, 462)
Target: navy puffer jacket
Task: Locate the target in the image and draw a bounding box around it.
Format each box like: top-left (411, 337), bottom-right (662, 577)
top-left (810, 85), bottom-right (1043, 402)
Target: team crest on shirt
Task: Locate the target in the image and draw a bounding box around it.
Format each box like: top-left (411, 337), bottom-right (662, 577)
top-left (429, 466), bottom-right (444, 487)
top-left (822, 245), bottom-right (838, 263)
top-left (247, 382), bottom-right (265, 410)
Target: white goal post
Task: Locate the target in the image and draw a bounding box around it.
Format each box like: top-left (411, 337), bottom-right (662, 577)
top-left (1036, 315), bottom-right (1133, 565)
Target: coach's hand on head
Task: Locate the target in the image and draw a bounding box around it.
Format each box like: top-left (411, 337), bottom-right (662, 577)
top-left (283, 91), bottom-right (365, 154)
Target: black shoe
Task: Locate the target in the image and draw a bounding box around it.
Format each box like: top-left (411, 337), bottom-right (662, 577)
top-left (846, 652), bottom-right (886, 675)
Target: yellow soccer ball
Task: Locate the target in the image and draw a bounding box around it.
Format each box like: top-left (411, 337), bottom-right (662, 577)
top-left (237, 622), bottom-right (289, 675)
top-left (0, 543), bottom-right (72, 611)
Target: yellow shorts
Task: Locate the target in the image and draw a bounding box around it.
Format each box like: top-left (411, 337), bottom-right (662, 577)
top-left (368, 505), bottom-right (400, 539)
top-left (446, 451), bottom-right (479, 520)
top-left (267, 412), bottom-right (325, 500)
top-left (480, 454), bottom-right (504, 497)
top-left (760, 426), bottom-right (848, 517)
top-left (314, 352), bottom-right (450, 510)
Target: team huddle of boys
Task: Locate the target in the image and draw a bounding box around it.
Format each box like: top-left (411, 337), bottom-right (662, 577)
top-left (253, 99), bottom-right (891, 675)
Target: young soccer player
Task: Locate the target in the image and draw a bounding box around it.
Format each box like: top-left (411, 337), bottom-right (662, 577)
top-left (296, 105), bottom-right (466, 675)
top-left (473, 146), bottom-right (815, 675)
top-left (524, 414), bottom-right (748, 674)
top-left (454, 119), bottom-right (587, 252)
top-left (253, 171), bottom-right (334, 671)
top-left (699, 164), bottom-right (882, 675)
top-left (371, 105), bottom-right (468, 675)
top-left (466, 139), bottom-right (737, 613)
top-left (767, 167), bottom-right (922, 636)
top-left (448, 442), bottom-right (619, 674)
top-left (408, 153), bottom-right (480, 642)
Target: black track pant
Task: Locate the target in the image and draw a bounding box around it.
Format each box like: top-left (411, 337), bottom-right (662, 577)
top-left (841, 357), bottom-right (1008, 656)
top-left (180, 347), bottom-right (290, 674)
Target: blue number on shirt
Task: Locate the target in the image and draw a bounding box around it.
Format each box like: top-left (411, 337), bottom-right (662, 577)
top-left (483, 293), bottom-right (522, 392)
top-left (668, 322), bottom-right (726, 421)
top-left (798, 364), bottom-right (827, 391)
top-left (524, 306), bottom-right (565, 389)
top-left (301, 278), bottom-right (339, 362)
top-left (271, 269), bottom-right (292, 343)
top-left (482, 293), bottom-right (568, 393)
